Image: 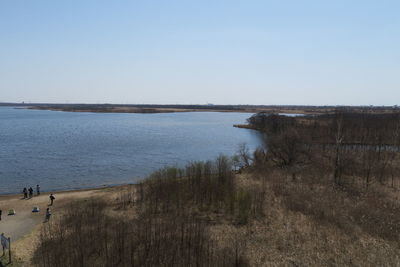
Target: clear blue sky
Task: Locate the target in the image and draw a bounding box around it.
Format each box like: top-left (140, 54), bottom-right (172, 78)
top-left (1, 0), bottom-right (399, 105)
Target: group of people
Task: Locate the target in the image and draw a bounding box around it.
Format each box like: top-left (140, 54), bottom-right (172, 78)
top-left (0, 187), bottom-right (56, 224)
top-left (22, 184), bottom-right (40, 199)
top-left (21, 185), bottom-right (55, 222)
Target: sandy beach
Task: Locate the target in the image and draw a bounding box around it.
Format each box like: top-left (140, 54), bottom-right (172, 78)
top-left (0, 186), bottom-right (121, 264)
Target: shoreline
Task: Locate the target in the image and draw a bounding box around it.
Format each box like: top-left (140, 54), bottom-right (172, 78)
top-left (2, 103), bottom-right (400, 116)
top-left (26, 106), bottom-right (291, 114)
top-left (233, 124), bottom-right (258, 130)
top-left (23, 104), bottom-right (325, 115)
top-left (18, 104), bottom-right (400, 115)
top-left (27, 106), bottom-right (252, 114)
top-left (0, 184), bottom-right (131, 263)
top-left (0, 183), bottom-right (132, 199)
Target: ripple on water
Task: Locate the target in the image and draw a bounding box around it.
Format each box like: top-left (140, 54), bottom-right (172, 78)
top-left (0, 107), bottom-right (263, 194)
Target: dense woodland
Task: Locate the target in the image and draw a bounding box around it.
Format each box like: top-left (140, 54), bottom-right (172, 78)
top-left (248, 111), bottom-right (400, 187)
top-left (34, 110), bottom-right (400, 266)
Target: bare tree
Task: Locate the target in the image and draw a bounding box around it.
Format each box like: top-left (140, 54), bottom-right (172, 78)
top-left (333, 112), bottom-right (345, 185)
top-left (267, 128), bottom-right (308, 180)
top-left (237, 143), bottom-right (253, 168)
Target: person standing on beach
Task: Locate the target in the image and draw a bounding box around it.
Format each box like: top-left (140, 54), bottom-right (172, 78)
top-left (45, 208), bottom-right (51, 222)
top-left (28, 187), bottom-right (34, 198)
top-left (0, 209), bottom-right (2, 221)
top-left (49, 194), bottom-right (55, 206)
top-left (23, 187), bottom-right (28, 199)
top-left (36, 184), bottom-right (40, 195)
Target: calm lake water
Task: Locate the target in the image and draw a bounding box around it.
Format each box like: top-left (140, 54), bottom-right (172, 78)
top-left (0, 107), bottom-right (262, 194)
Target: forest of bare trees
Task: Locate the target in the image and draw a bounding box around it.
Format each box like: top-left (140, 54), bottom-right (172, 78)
top-left (34, 156), bottom-right (264, 267)
top-left (248, 111), bottom-right (400, 188)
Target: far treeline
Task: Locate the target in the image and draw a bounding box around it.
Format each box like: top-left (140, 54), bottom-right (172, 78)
top-left (2, 102), bottom-right (400, 114)
top-left (33, 109), bottom-right (400, 266)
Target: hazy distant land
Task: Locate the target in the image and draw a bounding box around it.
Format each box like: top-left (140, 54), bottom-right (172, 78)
top-left (2, 102), bottom-right (399, 114)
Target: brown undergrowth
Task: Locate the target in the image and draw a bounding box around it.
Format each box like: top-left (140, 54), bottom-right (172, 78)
top-left (231, 166), bottom-right (400, 266)
top-left (33, 156), bottom-right (264, 267)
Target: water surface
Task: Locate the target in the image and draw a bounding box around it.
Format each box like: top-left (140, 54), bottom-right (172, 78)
top-left (0, 107), bottom-right (261, 194)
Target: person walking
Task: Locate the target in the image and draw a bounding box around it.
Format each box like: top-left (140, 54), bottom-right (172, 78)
top-left (28, 187), bottom-right (34, 198)
top-left (0, 209), bottom-right (2, 221)
top-left (45, 208), bottom-right (51, 222)
top-left (23, 187), bottom-right (28, 199)
top-left (36, 184), bottom-right (40, 195)
top-left (49, 194), bottom-right (55, 206)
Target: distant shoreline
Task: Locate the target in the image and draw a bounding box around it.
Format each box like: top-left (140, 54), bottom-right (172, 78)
top-left (6, 103), bottom-right (344, 115)
top-left (27, 105), bottom-right (255, 114)
top-left (25, 104), bottom-right (315, 114)
top-left (0, 103), bottom-right (395, 115)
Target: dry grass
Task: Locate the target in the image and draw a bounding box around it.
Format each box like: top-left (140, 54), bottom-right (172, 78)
top-left (233, 166), bottom-right (400, 267)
